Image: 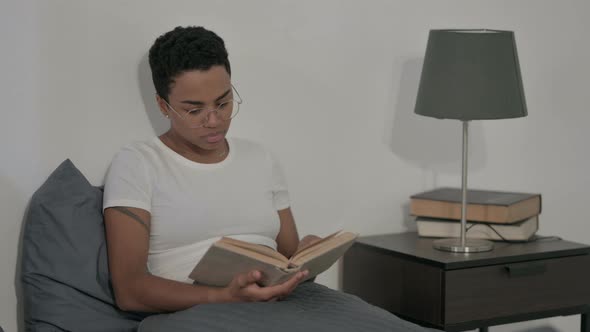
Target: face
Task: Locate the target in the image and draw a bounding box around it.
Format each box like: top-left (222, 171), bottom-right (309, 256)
top-left (157, 65), bottom-right (233, 153)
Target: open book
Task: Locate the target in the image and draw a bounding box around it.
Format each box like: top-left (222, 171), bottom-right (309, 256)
top-left (189, 231), bottom-right (358, 287)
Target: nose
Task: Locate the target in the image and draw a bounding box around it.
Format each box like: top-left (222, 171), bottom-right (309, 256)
top-left (204, 109), bottom-right (222, 127)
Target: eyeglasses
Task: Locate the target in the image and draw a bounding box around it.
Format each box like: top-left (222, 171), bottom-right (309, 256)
top-left (163, 85), bottom-right (242, 129)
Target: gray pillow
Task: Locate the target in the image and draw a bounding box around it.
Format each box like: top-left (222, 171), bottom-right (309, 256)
top-left (21, 159), bottom-right (144, 331)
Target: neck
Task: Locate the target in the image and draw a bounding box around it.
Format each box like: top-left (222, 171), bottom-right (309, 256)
top-left (160, 131), bottom-right (228, 164)
top-left (217, 142), bottom-right (228, 157)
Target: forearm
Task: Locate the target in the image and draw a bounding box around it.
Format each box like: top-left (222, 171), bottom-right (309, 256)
top-left (277, 233), bottom-right (299, 258)
top-left (276, 208), bottom-right (299, 258)
top-left (116, 273), bottom-right (229, 313)
top-left (104, 207), bottom-right (233, 313)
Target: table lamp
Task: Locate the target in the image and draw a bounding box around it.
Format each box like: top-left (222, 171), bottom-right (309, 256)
top-left (414, 29), bottom-right (528, 253)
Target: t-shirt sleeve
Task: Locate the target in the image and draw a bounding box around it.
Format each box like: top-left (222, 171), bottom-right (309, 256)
top-left (103, 146), bottom-right (152, 213)
top-left (268, 151), bottom-right (290, 211)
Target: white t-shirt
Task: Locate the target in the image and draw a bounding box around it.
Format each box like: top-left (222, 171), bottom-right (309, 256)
top-left (103, 137), bottom-right (290, 283)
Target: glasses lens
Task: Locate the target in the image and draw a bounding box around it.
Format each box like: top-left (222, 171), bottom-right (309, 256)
top-left (185, 100), bottom-right (240, 128)
top-left (209, 100), bottom-right (240, 121)
top-left (225, 100), bottom-right (240, 120)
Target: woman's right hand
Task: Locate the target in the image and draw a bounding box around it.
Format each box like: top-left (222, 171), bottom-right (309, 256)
top-left (223, 269), bottom-right (308, 302)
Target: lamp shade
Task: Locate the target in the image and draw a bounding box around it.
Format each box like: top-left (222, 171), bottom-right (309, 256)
top-left (414, 29), bottom-right (527, 120)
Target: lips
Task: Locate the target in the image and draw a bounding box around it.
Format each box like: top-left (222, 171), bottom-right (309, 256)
top-left (205, 132), bottom-right (225, 143)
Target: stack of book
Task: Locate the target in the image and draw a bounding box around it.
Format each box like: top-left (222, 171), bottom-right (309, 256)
top-left (410, 187), bottom-right (542, 242)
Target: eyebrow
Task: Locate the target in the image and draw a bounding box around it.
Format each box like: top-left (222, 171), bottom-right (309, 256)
top-left (180, 88), bottom-right (232, 106)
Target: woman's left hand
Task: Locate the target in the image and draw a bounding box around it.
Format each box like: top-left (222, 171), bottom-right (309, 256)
top-left (295, 234), bottom-right (322, 253)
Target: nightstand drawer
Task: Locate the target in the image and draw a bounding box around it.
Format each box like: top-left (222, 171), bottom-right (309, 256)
top-left (445, 254), bottom-right (590, 324)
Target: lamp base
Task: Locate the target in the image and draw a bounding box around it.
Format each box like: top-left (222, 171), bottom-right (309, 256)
top-left (433, 238), bottom-right (494, 253)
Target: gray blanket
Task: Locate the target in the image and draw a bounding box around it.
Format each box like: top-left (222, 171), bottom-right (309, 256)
top-left (139, 282), bottom-right (440, 332)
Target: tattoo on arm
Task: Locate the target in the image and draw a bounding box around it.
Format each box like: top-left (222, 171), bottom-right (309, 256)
top-left (112, 207), bottom-right (150, 233)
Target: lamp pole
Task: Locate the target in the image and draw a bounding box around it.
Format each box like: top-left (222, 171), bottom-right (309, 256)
top-left (460, 121), bottom-right (468, 248)
top-left (432, 121), bottom-right (494, 253)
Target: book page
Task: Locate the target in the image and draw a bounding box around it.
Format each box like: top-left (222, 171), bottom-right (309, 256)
top-left (290, 232), bottom-right (357, 266)
top-left (219, 237), bottom-right (288, 264)
top-left (215, 240), bottom-right (288, 267)
top-left (290, 230), bottom-right (344, 259)
top-left (288, 233), bottom-right (357, 282)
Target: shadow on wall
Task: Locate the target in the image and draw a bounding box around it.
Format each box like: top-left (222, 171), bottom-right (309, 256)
top-left (401, 202), bottom-right (416, 232)
top-left (15, 204), bottom-right (29, 332)
top-left (384, 57), bottom-right (487, 188)
top-left (137, 52), bottom-right (169, 136)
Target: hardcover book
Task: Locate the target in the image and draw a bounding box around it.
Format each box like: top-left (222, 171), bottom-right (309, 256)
top-left (189, 231), bottom-right (358, 287)
top-left (410, 187), bottom-right (541, 224)
top-left (416, 216), bottom-right (539, 241)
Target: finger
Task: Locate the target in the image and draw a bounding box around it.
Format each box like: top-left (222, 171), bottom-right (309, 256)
top-left (253, 278), bottom-right (294, 300)
top-left (238, 270), bottom-right (261, 288)
top-left (251, 271), bottom-right (307, 301)
top-left (301, 235), bottom-right (321, 246)
top-left (286, 270), bottom-right (308, 291)
top-left (276, 271), bottom-right (307, 297)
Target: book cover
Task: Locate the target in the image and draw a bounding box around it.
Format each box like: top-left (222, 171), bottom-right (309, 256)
top-left (416, 216), bottom-right (539, 241)
top-left (410, 187), bottom-right (541, 224)
top-left (189, 231), bottom-right (358, 287)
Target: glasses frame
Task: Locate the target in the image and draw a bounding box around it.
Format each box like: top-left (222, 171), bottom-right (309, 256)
top-left (162, 84), bottom-right (242, 129)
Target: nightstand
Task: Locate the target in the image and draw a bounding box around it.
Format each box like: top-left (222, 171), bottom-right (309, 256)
top-left (342, 232), bottom-right (590, 332)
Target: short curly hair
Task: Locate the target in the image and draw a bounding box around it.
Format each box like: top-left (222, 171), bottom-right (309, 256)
top-left (148, 26), bottom-right (231, 101)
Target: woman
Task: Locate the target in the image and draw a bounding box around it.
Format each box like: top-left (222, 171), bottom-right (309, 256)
top-left (104, 26), bottom-right (316, 312)
top-left (104, 26), bottom-right (438, 331)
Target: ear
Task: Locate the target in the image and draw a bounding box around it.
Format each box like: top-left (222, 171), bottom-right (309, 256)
top-left (155, 94), bottom-right (169, 118)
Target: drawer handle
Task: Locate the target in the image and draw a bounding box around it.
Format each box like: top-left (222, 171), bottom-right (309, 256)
top-left (505, 261), bottom-right (546, 277)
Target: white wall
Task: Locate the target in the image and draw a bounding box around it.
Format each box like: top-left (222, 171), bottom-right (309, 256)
top-left (1, 0), bottom-right (589, 331)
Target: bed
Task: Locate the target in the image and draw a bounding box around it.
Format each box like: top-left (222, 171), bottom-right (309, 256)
top-left (20, 159), bottom-right (439, 332)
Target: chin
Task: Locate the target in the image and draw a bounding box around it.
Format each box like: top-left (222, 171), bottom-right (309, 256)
top-left (202, 136), bottom-right (226, 148)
